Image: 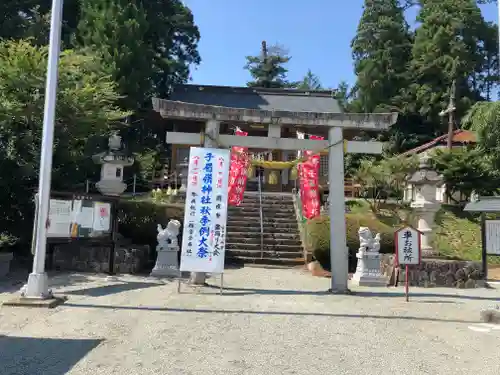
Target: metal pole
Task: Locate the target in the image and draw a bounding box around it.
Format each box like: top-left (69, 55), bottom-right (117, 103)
top-left (258, 173), bottom-right (264, 259)
top-left (133, 174), bottom-right (137, 195)
top-left (23, 0), bottom-right (64, 299)
top-left (405, 265), bottom-right (409, 302)
top-left (30, 194), bottom-right (40, 256)
top-left (85, 179), bottom-right (90, 193)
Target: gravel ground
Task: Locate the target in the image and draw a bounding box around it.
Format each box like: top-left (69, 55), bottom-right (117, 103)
top-left (1, 267), bottom-right (500, 375)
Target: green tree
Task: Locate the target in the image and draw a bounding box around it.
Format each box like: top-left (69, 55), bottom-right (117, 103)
top-left (75, 0), bottom-right (201, 178)
top-left (75, 0), bottom-right (152, 110)
top-left (407, 0), bottom-right (485, 124)
top-left (462, 101), bottom-right (500, 178)
top-left (245, 42), bottom-right (294, 88)
top-left (0, 39), bottom-right (127, 245)
top-left (431, 148), bottom-right (499, 200)
top-left (75, 0), bottom-right (200, 109)
top-left (0, 1), bottom-right (82, 46)
top-left (351, 0), bottom-right (412, 113)
top-left (353, 155), bottom-right (419, 211)
top-left (296, 70), bottom-right (322, 90)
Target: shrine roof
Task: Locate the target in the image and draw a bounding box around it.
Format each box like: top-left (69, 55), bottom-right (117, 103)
top-left (401, 130), bottom-right (477, 156)
top-left (168, 84), bottom-right (343, 113)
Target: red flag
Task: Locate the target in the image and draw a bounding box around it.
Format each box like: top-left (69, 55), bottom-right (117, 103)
top-left (299, 135), bottom-right (323, 219)
top-left (228, 129), bottom-right (249, 206)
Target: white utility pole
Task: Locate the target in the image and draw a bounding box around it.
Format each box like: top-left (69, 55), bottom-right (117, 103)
top-left (23, 0), bottom-right (64, 298)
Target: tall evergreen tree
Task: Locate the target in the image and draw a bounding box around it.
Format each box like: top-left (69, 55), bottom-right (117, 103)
top-left (351, 0), bottom-right (412, 113)
top-left (75, 0), bottom-right (152, 109)
top-left (245, 41), bottom-right (294, 88)
top-left (407, 0), bottom-right (486, 124)
top-left (75, 0), bottom-right (200, 109)
top-left (296, 70), bottom-right (322, 90)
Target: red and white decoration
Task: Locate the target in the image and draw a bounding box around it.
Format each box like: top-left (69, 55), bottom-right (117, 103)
top-left (298, 135), bottom-right (323, 219)
top-left (228, 128), bottom-right (249, 206)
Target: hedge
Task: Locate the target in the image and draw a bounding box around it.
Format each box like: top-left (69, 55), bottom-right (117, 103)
top-left (117, 199), bottom-right (184, 259)
top-left (305, 213), bottom-right (396, 272)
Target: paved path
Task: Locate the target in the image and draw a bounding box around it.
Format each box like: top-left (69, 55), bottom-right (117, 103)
top-left (1, 268), bottom-right (500, 375)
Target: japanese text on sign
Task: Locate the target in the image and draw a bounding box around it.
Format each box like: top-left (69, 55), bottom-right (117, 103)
top-left (298, 135), bottom-right (323, 219)
top-left (228, 129), bottom-right (249, 206)
top-left (180, 147), bottom-right (230, 274)
top-left (395, 226), bottom-right (421, 265)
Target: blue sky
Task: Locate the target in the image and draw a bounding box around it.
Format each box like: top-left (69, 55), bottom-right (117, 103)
top-left (183, 0), bottom-right (498, 89)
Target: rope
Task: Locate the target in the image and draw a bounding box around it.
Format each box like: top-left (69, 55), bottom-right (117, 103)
top-left (204, 131), bottom-right (348, 170)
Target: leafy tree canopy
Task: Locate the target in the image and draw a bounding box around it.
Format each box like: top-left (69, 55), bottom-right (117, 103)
top-left (0, 39), bottom-right (127, 240)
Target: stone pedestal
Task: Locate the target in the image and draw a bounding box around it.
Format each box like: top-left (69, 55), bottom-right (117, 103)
top-left (150, 245), bottom-right (179, 277)
top-left (351, 251), bottom-right (388, 287)
top-left (411, 202), bottom-right (440, 258)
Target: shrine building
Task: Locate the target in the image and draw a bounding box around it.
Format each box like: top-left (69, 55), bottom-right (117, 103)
top-left (152, 83), bottom-right (386, 193)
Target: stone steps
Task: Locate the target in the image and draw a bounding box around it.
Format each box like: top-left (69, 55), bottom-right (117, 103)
top-left (228, 217), bottom-right (297, 225)
top-left (227, 231), bottom-right (300, 240)
top-left (225, 193), bottom-right (303, 267)
top-left (226, 242), bottom-right (302, 252)
top-left (228, 208), bottom-right (295, 217)
top-left (225, 236), bottom-right (301, 246)
top-left (225, 254), bottom-right (305, 267)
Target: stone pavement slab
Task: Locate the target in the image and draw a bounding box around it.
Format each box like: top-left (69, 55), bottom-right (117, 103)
top-left (1, 268), bottom-right (500, 375)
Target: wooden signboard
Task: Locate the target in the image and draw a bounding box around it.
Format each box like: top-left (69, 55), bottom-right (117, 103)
top-left (395, 226), bottom-right (422, 302)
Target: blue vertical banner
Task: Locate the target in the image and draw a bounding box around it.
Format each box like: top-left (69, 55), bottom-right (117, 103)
top-left (180, 147), bottom-right (230, 273)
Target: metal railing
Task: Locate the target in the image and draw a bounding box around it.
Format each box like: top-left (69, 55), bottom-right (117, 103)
top-left (258, 173), bottom-right (264, 259)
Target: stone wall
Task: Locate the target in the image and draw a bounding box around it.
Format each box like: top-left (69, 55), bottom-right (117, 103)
top-left (380, 255), bottom-right (484, 288)
top-left (51, 242), bottom-right (150, 274)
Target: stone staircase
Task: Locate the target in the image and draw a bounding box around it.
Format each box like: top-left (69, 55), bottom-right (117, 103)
top-left (225, 193), bottom-right (304, 267)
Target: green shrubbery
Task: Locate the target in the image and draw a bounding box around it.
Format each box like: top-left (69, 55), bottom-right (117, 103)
top-left (305, 213), bottom-right (396, 272)
top-left (117, 199), bottom-right (184, 258)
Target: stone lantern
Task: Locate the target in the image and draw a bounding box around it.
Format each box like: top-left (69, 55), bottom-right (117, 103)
top-left (407, 155), bottom-right (443, 257)
top-left (93, 133), bottom-right (134, 196)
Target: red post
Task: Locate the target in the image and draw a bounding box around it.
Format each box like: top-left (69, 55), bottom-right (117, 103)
top-left (405, 265), bottom-right (409, 302)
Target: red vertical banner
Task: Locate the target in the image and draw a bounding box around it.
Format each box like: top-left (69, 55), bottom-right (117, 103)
top-left (298, 135), bottom-right (323, 219)
top-left (228, 129), bottom-right (249, 206)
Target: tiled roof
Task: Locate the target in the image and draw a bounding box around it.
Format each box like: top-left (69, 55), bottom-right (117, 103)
top-left (169, 84), bottom-right (343, 114)
top-left (401, 130), bottom-right (477, 156)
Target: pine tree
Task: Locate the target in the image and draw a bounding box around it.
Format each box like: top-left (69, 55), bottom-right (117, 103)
top-left (296, 70), bottom-right (322, 90)
top-left (245, 41), bottom-right (294, 88)
top-left (408, 0), bottom-right (486, 123)
top-left (351, 0), bottom-right (412, 112)
top-left (75, 0), bottom-right (200, 109)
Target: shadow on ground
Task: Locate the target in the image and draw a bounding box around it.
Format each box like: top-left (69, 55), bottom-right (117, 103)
top-left (62, 302), bottom-right (475, 324)
top-left (64, 281), bottom-right (166, 297)
top-left (0, 335), bottom-right (103, 375)
top-left (202, 285), bottom-right (499, 302)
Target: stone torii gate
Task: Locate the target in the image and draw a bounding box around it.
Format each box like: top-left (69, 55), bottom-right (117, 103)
top-left (153, 98), bottom-right (397, 293)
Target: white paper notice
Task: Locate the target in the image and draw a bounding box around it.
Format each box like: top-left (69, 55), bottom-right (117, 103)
top-left (93, 202), bottom-right (111, 231)
top-left (47, 199), bottom-right (72, 237)
top-left (179, 147), bottom-right (230, 274)
top-left (485, 220), bottom-right (500, 255)
top-left (79, 207), bottom-right (94, 228)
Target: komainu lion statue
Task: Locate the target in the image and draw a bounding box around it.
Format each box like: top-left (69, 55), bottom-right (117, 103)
top-left (358, 227), bottom-right (381, 253)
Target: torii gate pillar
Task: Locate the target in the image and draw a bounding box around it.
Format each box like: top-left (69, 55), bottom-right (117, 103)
top-left (328, 127), bottom-right (348, 293)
